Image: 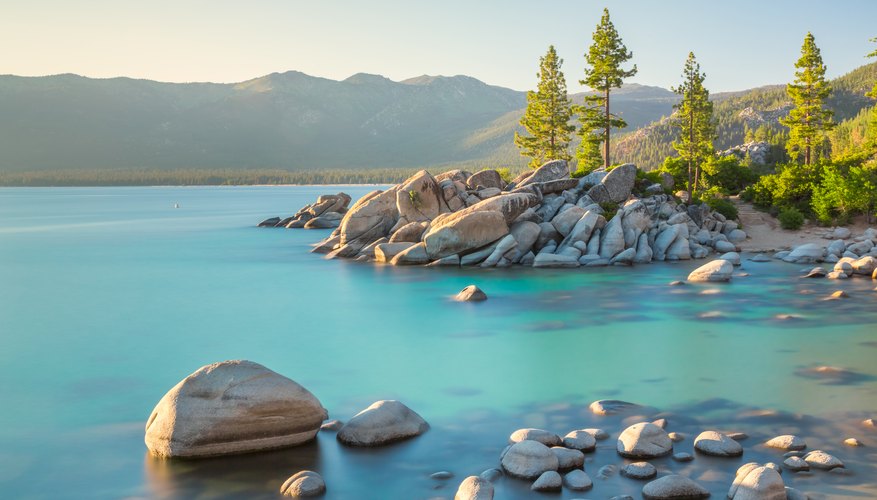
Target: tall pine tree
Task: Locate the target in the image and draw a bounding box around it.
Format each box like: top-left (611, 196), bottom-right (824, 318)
top-left (671, 52), bottom-right (715, 198)
top-left (515, 45), bottom-right (574, 168)
top-left (581, 8), bottom-right (637, 169)
top-left (780, 32), bottom-right (834, 166)
top-left (868, 37), bottom-right (877, 98)
top-left (574, 104), bottom-right (605, 174)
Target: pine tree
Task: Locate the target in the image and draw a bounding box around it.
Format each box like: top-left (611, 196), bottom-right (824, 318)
top-left (780, 32), bottom-right (834, 166)
top-left (581, 7), bottom-right (637, 169)
top-left (868, 37), bottom-right (877, 98)
top-left (515, 45), bottom-right (574, 168)
top-left (574, 103), bottom-right (605, 174)
top-left (671, 52), bottom-right (715, 198)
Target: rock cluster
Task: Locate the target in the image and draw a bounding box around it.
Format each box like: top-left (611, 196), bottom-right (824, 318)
top-left (778, 228), bottom-right (877, 268)
top-left (719, 141), bottom-right (772, 165)
top-left (270, 161), bottom-right (745, 267)
top-left (259, 192), bottom-right (351, 229)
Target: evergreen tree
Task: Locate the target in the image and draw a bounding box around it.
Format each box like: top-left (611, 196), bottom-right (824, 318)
top-left (780, 32), bottom-right (834, 165)
top-left (515, 45), bottom-right (574, 168)
top-left (868, 37), bottom-right (877, 98)
top-left (671, 52), bottom-right (715, 198)
top-left (574, 103), bottom-right (605, 174)
top-left (581, 7), bottom-right (637, 169)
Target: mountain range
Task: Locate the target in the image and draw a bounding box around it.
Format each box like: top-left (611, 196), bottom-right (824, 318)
top-left (0, 63), bottom-right (874, 175)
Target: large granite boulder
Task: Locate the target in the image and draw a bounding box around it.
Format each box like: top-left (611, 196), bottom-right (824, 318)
top-left (687, 259), bottom-right (734, 282)
top-left (395, 170), bottom-right (448, 223)
top-left (336, 400), bottom-right (428, 447)
top-left (144, 360), bottom-right (327, 458)
top-left (389, 221), bottom-right (428, 243)
top-left (518, 160), bottom-right (570, 187)
top-left (782, 243), bottom-right (825, 264)
top-left (423, 210), bottom-right (509, 259)
top-left (617, 422), bottom-right (673, 459)
top-left (587, 163), bottom-right (637, 204)
top-left (467, 169), bottom-right (505, 190)
top-left (462, 193), bottom-right (540, 225)
top-left (338, 188), bottom-right (399, 245)
top-left (500, 439), bottom-right (559, 479)
top-left (599, 213), bottom-right (626, 260)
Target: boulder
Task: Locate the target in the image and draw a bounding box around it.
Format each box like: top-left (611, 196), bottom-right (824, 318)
top-left (537, 178), bottom-right (579, 194)
top-left (509, 221), bottom-right (541, 260)
top-left (617, 422), bottom-right (673, 459)
top-left (563, 429), bottom-right (597, 452)
top-left (144, 360), bottom-right (327, 458)
top-left (509, 428), bottom-right (561, 446)
top-left (687, 259), bottom-right (734, 282)
top-left (454, 476), bottom-right (494, 500)
top-left (599, 213), bottom-right (626, 260)
top-left (621, 461), bottom-right (657, 480)
top-left (552, 206), bottom-right (588, 237)
top-left (803, 450), bottom-right (844, 470)
top-left (563, 469), bottom-right (593, 491)
top-left (827, 239), bottom-right (846, 257)
top-left (423, 211), bottom-right (509, 259)
top-left (258, 217), bottom-right (281, 227)
top-left (374, 242), bottom-right (415, 263)
top-left (783, 456), bottom-right (809, 472)
top-left (764, 435), bottom-right (806, 451)
top-left (531, 471), bottom-right (562, 492)
top-left (533, 252), bottom-right (580, 268)
top-left (588, 163), bottom-right (637, 204)
top-left (550, 446), bottom-right (585, 470)
top-left (389, 221), bottom-right (428, 243)
top-left (338, 188), bottom-right (399, 245)
top-left (280, 470), bottom-right (326, 498)
top-left (693, 430), bottom-right (743, 457)
top-left (715, 240), bottom-right (737, 253)
top-left (642, 475), bottom-right (710, 500)
top-left (720, 252), bottom-right (741, 266)
top-left (610, 247), bottom-right (636, 266)
top-left (728, 465), bottom-right (785, 500)
top-left (518, 160), bottom-right (569, 187)
top-left (500, 439), bottom-right (560, 479)
top-left (454, 285), bottom-right (487, 302)
top-left (454, 193), bottom-right (540, 225)
top-left (467, 169), bottom-right (504, 190)
top-left (851, 255), bottom-right (877, 275)
top-left (559, 210), bottom-right (604, 251)
top-left (336, 400), bottom-right (428, 446)
top-left (782, 243), bottom-right (825, 264)
top-left (389, 242), bottom-right (431, 265)
top-left (395, 170), bottom-right (448, 223)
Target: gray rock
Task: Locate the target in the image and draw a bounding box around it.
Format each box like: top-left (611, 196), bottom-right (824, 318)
top-left (720, 252), bottom-right (741, 266)
top-left (519, 160), bottom-right (570, 187)
top-left (508, 428), bottom-right (561, 447)
top-left (782, 243), bottom-right (826, 264)
top-left (551, 446), bottom-right (585, 470)
top-left (617, 422), bottom-right (673, 459)
top-left (337, 400), bottom-right (428, 446)
top-left (389, 242), bottom-right (431, 265)
top-left (454, 476), bottom-right (494, 500)
top-left (479, 468), bottom-right (502, 482)
top-left (423, 210), bottom-right (509, 259)
top-left (599, 213), bottom-right (626, 259)
top-left (280, 470), bottom-right (326, 497)
top-left (749, 254), bottom-right (771, 262)
top-left (672, 452), bottom-right (693, 462)
top-left (728, 465), bottom-right (785, 500)
top-left (785, 487), bottom-right (808, 500)
top-left (642, 474), bottom-right (710, 499)
top-left (552, 206), bottom-right (588, 237)
top-left (533, 253), bottom-right (580, 268)
top-left (621, 461), bottom-right (657, 480)
top-left (688, 259), bottom-right (734, 282)
top-left (467, 169), bottom-right (504, 191)
top-left (597, 464), bottom-right (617, 479)
top-left (500, 440), bottom-right (559, 479)
top-left (694, 430), bottom-right (743, 457)
top-left (563, 430), bottom-right (597, 452)
top-left (590, 399), bottom-right (640, 415)
top-left (563, 469), bottom-right (593, 491)
top-left (727, 229), bottom-right (747, 243)
top-left (431, 471), bottom-right (454, 480)
top-left (610, 247), bottom-right (636, 266)
top-left (803, 450), bottom-right (844, 470)
top-left (764, 435), bottom-right (806, 451)
top-left (374, 242), bottom-right (416, 263)
top-left (588, 163), bottom-right (637, 204)
top-left (144, 360), bottom-right (327, 458)
top-left (531, 470), bottom-right (562, 492)
top-left (715, 240), bottom-right (737, 253)
top-left (454, 285), bottom-right (487, 302)
top-left (783, 456), bottom-right (809, 472)
top-left (803, 267), bottom-right (826, 278)
top-left (827, 239), bottom-right (846, 257)
top-left (258, 216), bottom-right (281, 227)
top-left (320, 420), bottom-right (343, 431)
top-left (509, 221), bottom-right (541, 260)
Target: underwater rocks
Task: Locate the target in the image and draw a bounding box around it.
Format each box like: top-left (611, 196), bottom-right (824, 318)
top-left (144, 360), bottom-right (328, 458)
top-left (269, 162), bottom-right (746, 268)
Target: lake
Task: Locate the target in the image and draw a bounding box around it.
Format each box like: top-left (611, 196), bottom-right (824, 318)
top-left (1, 186), bottom-right (875, 499)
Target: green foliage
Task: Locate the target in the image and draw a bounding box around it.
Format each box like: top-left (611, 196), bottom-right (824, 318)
top-left (778, 207), bottom-right (805, 229)
top-left (599, 201), bottom-right (619, 220)
top-left (781, 33), bottom-right (834, 165)
top-left (581, 8), bottom-right (637, 168)
top-left (515, 45), bottom-right (574, 168)
top-left (408, 190), bottom-right (422, 209)
top-left (701, 155), bottom-right (758, 194)
top-left (811, 160), bottom-right (877, 225)
top-left (868, 37), bottom-right (877, 98)
top-left (702, 193), bottom-right (739, 220)
top-left (745, 162), bottom-right (822, 213)
top-left (659, 156), bottom-right (688, 191)
top-left (574, 103), bottom-right (607, 170)
top-left (671, 52), bottom-right (715, 197)
top-left (496, 167), bottom-right (513, 183)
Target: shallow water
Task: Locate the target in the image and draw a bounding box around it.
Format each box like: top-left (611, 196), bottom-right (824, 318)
top-left (1, 186), bottom-right (875, 499)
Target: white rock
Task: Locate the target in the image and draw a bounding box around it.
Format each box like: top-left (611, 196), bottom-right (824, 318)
top-left (337, 400), bottom-right (428, 446)
top-left (509, 428), bottom-right (561, 446)
top-left (728, 465), bottom-right (785, 500)
top-left (280, 470), bottom-right (326, 498)
top-left (563, 430), bottom-right (597, 451)
top-left (530, 470), bottom-right (562, 492)
top-left (642, 474), bottom-right (709, 499)
top-left (454, 476), bottom-right (494, 500)
top-left (617, 422), bottom-right (673, 459)
top-left (562, 469), bottom-right (593, 491)
top-left (500, 440), bottom-right (559, 479)
top-left (764, 435), bottom-right (806, 451)
top-left (687, 259), bottom-right (734, 282)
top-left (694, 430), bottom-right (743, 457)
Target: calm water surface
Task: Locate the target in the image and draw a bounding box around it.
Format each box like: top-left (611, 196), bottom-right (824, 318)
top-left (1, 186), bottom-right (876, 499)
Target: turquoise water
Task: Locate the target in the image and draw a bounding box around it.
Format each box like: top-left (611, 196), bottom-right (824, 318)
top-left (1, 186), bottom-right (876, 499)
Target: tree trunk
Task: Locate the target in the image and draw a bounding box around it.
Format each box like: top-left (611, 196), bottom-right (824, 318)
top-left (604, 87), bottom-right (610, 169)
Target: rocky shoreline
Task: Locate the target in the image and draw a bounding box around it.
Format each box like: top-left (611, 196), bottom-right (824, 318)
top-left (143, 360), bottom-right (875, 499)
top-left (259, 161), bottom-right (749, 268)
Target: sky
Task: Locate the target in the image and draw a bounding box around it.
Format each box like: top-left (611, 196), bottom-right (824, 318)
top-left (2, 0), bottom-right (876, 93)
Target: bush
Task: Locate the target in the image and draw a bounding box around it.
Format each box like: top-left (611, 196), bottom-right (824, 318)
top-left (701, 155), bottom-right (758, 194)
top-left (496, 167), bottom-right (514, 183)
top-left (705, 197), bottom-right (738, 220)
top-left (778, 207), bottom-right (805, 230)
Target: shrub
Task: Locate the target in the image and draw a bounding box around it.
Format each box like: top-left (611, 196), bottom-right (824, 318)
top-left (496, 167), bottom-right (514, 183)
top-left (599, 201), bottom-right (618, 220)
top-left (778, 207), bottom-right (805, 230)
top-left (705, 197), bottom-right (738, 220)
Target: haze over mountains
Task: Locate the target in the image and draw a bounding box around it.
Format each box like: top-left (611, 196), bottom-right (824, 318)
top-left (0, 64), bottom-right (874, 174)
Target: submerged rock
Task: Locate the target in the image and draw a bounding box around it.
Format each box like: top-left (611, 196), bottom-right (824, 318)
top-left (454, 285), bottom-right (487, 302)
top-left (508, 428), bottom-right (561, 446)
top-left (144, 360), bottom-right (327, 458)
top-left (590, 399), bottom-right (640, 415)
top-left (563, 469), bottom-right (593, 491)
top-left (336, 400), bottom-right (428, 446)
top-left (642, 474), bottom-right (709, 499)
top-left (531, 470), bottom-right (562, 492)
top-left (687, 259), bottom-right (734, 282)
top-left (454, 476), bottom-right (494, 500)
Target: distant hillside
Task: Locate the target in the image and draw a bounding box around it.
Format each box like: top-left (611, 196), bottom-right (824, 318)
top-left (614, 62), bottom-right (877, 170)
top-left (0, 72), bottom-right (678, 173)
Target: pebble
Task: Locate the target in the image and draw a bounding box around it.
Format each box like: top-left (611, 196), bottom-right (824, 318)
top-left (672, 452), bottom-right (694, 462)
top-left (563, 430), bottom-right (597, 452)
top-left (765, 434), bottom-right (807, 451)
top-left (562, 469), bottom-right (593, 491)
top-left (320, 419), bottom-right (343, 431)
top-left (668, 432), bottom-right (685, 442)
top-left (783, 456), bottom-right (809, 472)
top-left (590, 399), bottom-right (640, 415)
top-left (430, 471), bottom-right (453, 480)
top-left (669, 280), bottom-right (686, 286)
top-left (843, 437), bottom-right (863, 447)
top-left (694, 430), bottom-right (743, 457)
top-left (551, 446), bottom-right (585, 470)
top-left (803, 450), bottom-right (845, 470)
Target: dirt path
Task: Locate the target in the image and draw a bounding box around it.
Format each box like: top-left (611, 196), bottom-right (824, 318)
top-left (731, 196), bottom-right (829, 253)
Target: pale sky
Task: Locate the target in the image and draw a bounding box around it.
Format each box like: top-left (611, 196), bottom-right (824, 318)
top-left (2, 0), bottom-right (875, 93)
